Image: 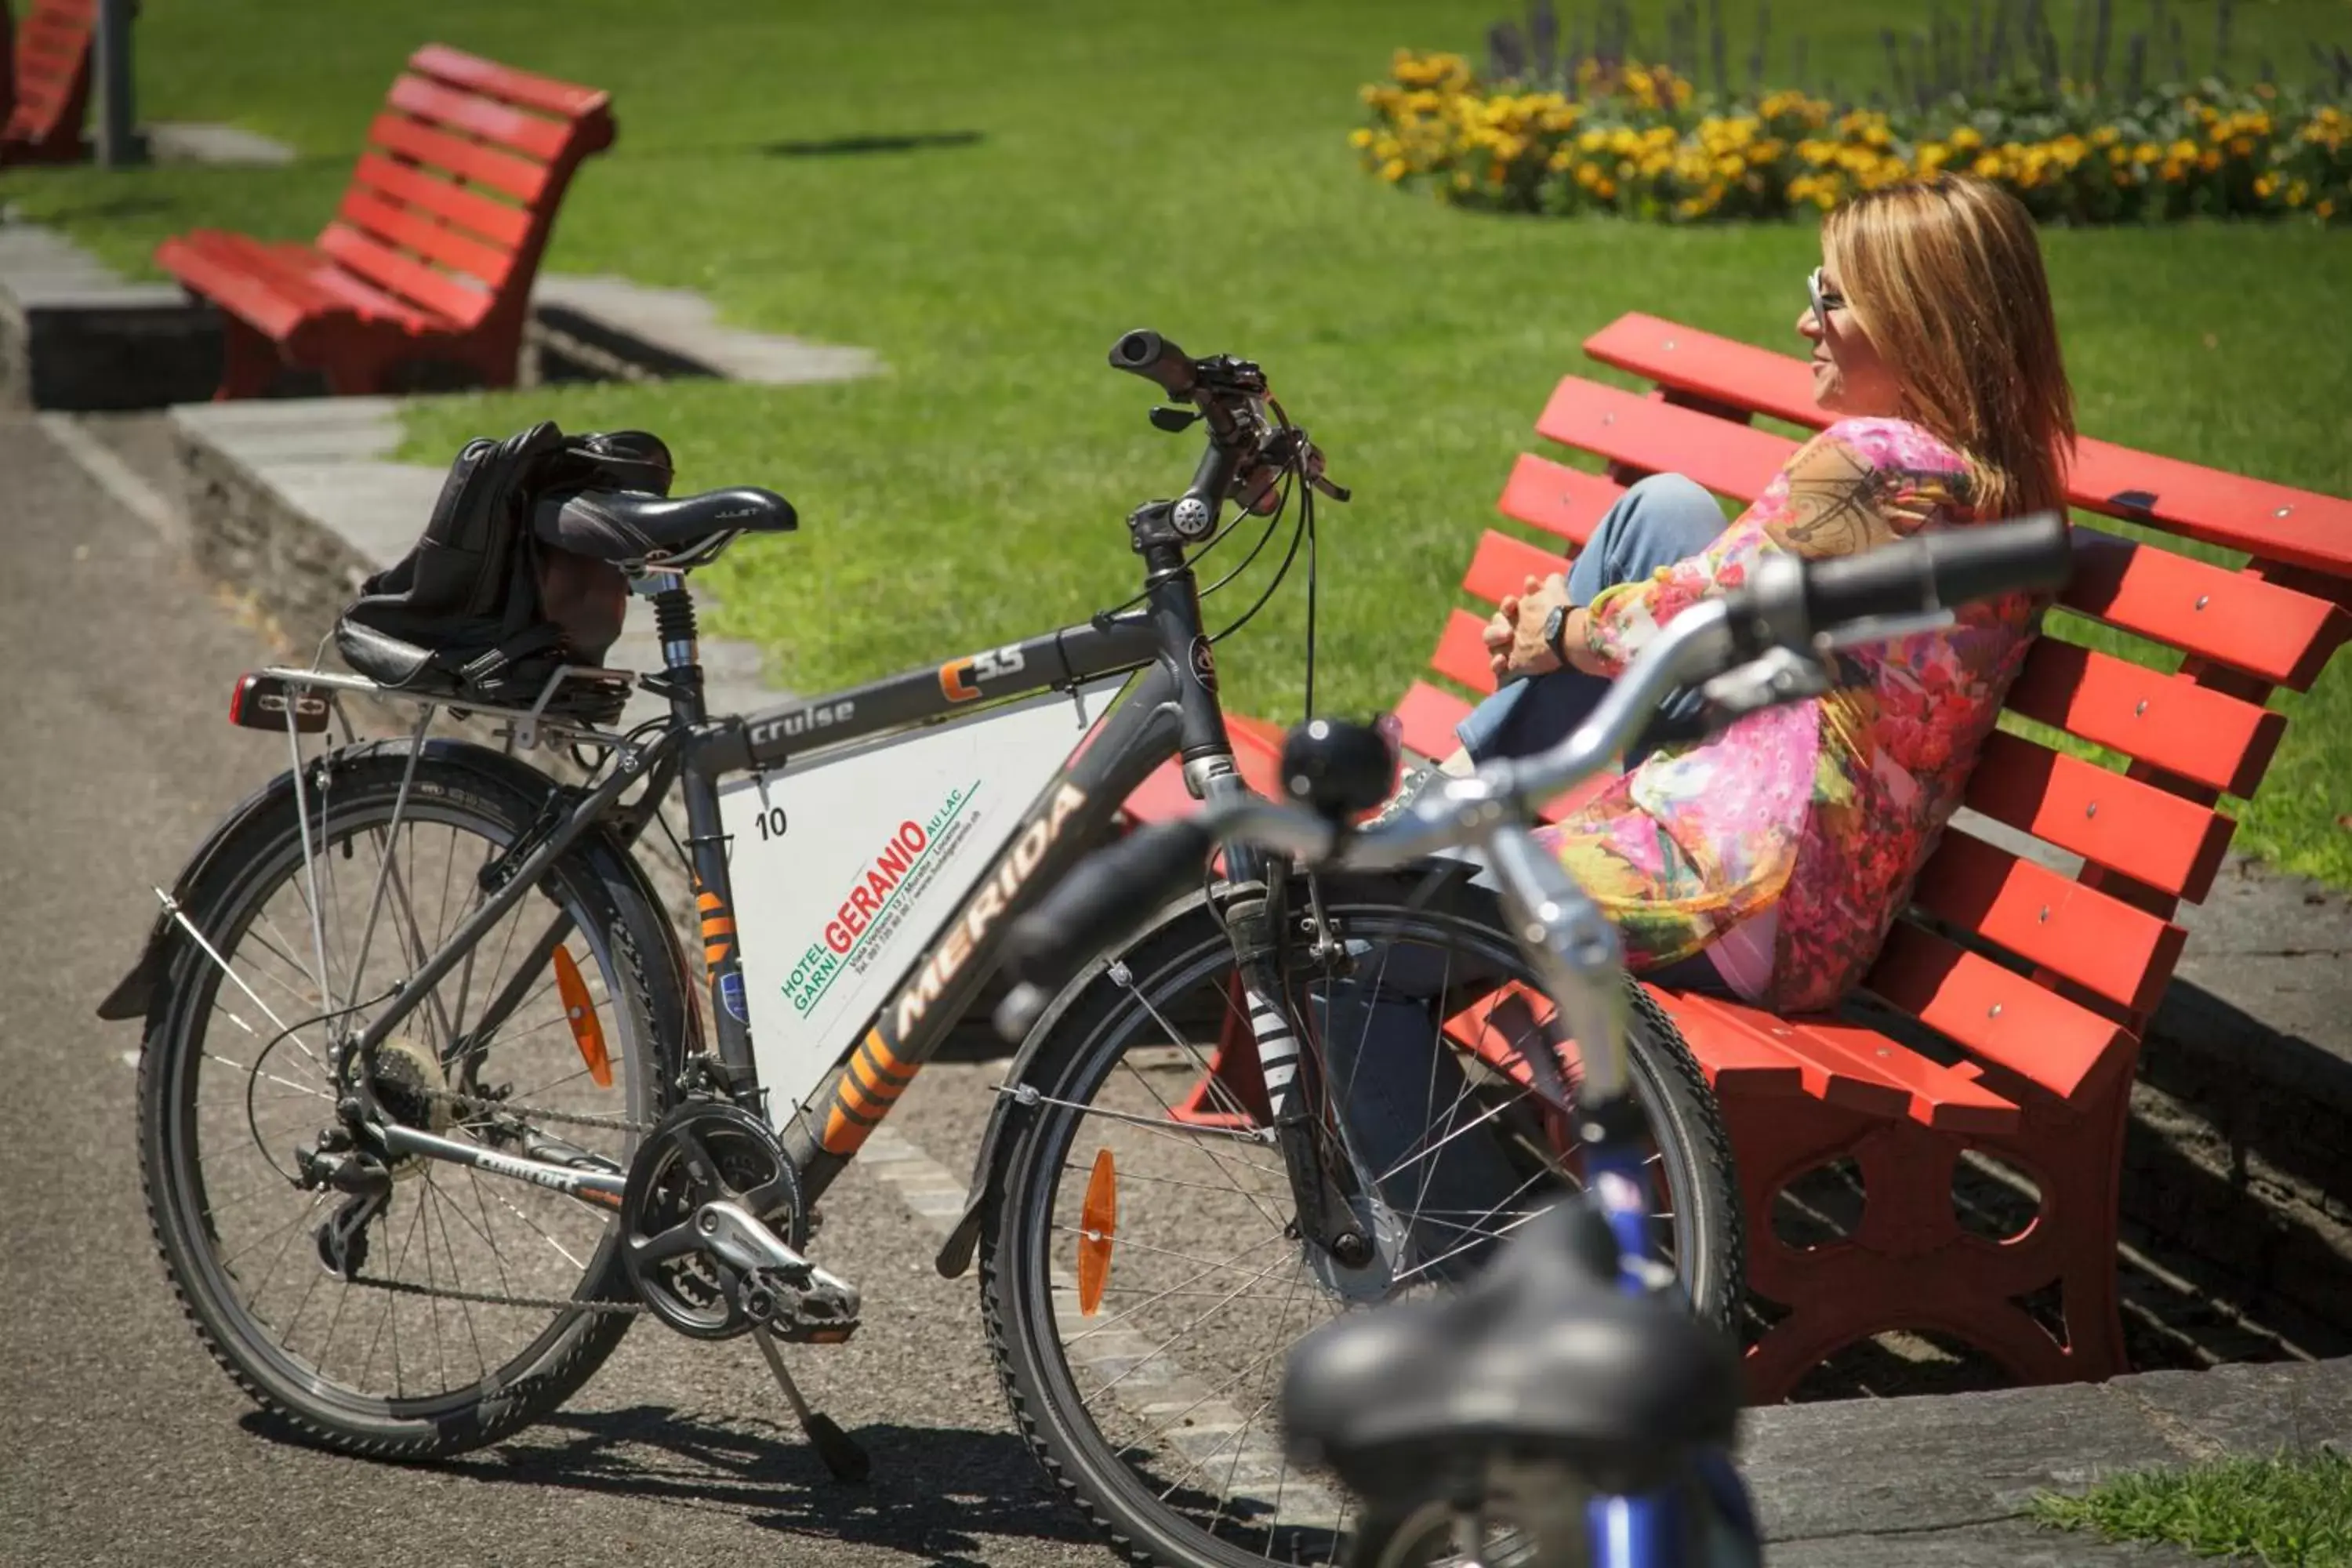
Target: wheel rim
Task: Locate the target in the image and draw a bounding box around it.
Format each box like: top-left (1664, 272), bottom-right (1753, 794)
top-left (1007, 898), bottom-right (1706, 1564)
top-left (157, 789), bottom-right (647, 1418)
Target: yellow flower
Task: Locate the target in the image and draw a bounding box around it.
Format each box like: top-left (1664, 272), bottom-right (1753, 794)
top-left (2320, 198), bottom-right (2337, 220)
top-left (2092, 125), bottom-right (2122, 146)
top-left (1950, 125), bottom-right (1982, 150)
top-left (2255, 173), bottom-right (2278, 198)
top-left (1381, 158), bottom-right (1409, 183)
top-left (1348, 128), bottom-right (1375, 149)
top-left (1973, 153), bottom-right (2002, 178)
top-left (1578, 129), bottom-right (1608, 152)
top-left (2169, 138), bottom-right (2198, 161)
top-left (2135, 142), bottom-right (2161, 163)
top-left (1595, 176), bottom-right (1618, 199)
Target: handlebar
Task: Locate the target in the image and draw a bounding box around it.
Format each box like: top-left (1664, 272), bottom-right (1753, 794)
top-left (993, 514), bottom-right (2071, 1037)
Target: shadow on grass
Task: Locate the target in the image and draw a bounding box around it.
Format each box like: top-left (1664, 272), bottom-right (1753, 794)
top-left (241, 1404), bottom-right (1095, 1564)
top-left (762, 129), bottom-right (983, 158)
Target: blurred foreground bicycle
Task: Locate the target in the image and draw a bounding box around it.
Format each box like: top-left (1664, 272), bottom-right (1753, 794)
top-left (996, 512), bottom-right (2076, 1566)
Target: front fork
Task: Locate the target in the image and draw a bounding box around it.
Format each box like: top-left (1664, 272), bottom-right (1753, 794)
top-left (1201, 771), bottom-right (1371, 1269)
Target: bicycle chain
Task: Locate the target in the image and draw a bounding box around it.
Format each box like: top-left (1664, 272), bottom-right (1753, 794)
top-left (336, 1089), bottom-right (655, 1312)
top-left (420, 1083), bottom-right (656, 1134)
top-left (348, 1272), bottom-right (648, 1316)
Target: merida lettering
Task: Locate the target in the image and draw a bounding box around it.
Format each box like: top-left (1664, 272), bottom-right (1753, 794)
top-left (894, 782), bottom-right (1087, 1037)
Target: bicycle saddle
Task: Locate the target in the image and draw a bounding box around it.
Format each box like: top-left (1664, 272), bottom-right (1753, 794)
top-left (533, 485), bottom-right (797, 570)
top-left (1282, 1201), bottom-right (1742, 1501)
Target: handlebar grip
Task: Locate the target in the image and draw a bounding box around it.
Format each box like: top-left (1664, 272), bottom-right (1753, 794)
top-left (993, 818), bottom-right (1216, 1041)
top-left (1108, 328), bottom-right (1198, 398)
top-left (1803, 512), bottom-right (2074, 628)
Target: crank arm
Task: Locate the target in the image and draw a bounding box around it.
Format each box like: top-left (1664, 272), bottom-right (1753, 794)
top-left (376, 1123), bottom-right (626, 1205)
top-left (691, 1200), bottom-right (855, 1301)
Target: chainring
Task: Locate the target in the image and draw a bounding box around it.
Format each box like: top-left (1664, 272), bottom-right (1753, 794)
top-left (618, 1100), bottom-right (807, 1340)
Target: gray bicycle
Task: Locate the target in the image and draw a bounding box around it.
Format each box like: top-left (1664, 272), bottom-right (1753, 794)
top-left (103, 332), bottom-right (1744, 1568)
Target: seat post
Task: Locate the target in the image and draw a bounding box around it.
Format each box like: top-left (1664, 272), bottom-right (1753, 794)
top-left (633, 571), bottom-right (709, 724)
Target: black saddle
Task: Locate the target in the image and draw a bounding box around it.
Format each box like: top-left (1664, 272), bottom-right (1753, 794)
top-left (1281, 1200), bottom-right (1742, 1502)
top-left (532, 485), bottom-right (797, 571)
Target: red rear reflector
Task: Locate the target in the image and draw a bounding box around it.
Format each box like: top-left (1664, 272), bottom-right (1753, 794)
top-left (228, 673), bottom-right (329, 733)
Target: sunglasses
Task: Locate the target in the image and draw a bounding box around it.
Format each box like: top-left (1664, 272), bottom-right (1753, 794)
top-left (1807, 267), bottom-right (1848, 337)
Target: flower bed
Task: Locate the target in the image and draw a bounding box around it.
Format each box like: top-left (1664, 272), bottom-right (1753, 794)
top-left (1355, 49), bottom-right (2350, 223)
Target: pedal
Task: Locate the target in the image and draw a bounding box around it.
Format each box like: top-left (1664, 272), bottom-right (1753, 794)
top-left (698, 1199), bottom-right (863, 1343)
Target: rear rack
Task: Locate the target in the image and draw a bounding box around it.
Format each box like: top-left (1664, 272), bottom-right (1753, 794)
top-left (260, 662), bottom-right (641, 753)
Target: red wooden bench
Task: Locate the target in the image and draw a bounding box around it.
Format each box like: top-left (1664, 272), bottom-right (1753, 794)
top-left (1143, 311), bottom-right (2352, 1403)
top-left (0, 0), bottom-right (93, 166)
top-left (155, 45), bottom-right (614, 397)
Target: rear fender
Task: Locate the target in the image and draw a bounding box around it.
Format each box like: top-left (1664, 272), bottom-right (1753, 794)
top-left (96, 740), bottom-right (695, 1065)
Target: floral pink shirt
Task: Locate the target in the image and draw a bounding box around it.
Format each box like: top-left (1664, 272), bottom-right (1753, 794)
top-left (1540, 417), bottom-right (2039, 1013)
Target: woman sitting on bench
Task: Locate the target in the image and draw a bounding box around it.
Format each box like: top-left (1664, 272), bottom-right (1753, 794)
top-left (1336, 172), bottom-right (2077, 1249)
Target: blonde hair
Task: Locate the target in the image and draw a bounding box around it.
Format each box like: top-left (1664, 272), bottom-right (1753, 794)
top-left (1822, 173), bottom-right (2075, 520)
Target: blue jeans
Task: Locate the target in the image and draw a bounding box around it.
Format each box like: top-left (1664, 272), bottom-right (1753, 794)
top-left (1319, 474), bottom-right (1733, 1279)
top-left (1452, 470), bottom-right (1728, 764)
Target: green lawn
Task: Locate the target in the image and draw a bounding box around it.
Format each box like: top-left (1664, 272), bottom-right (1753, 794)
top-left (9, 0), bottom-right (2350, 880)
top-left (2034, 1449), bottom-right (2352, 1566)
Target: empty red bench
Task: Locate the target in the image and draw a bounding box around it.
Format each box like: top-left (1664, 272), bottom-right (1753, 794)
top-left (156, 45), bottom-right (614, 397)
top-left (1153, 312), bottom-right (2352, 1403)
top-left (1, 0), bottom-right (93, 166)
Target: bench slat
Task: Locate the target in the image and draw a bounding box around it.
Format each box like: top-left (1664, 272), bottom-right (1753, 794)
top-left (386, 73), bottom-right (573, 163)
top-left (1866, 920), bottom-right (2132, 1100)
top-left (1537, 375), bottom-right (1788, 498)
top-left (1391, 681), bottom-right (1470, 764)
top-left (1641, 988), bottom-right (1809, 1096)
top-left (338, 187), bottom-right (516, 289)
top-left (317, 223), bottom-right (493, 328)
top-left (366, 111), bottom-right (551, 204)
top-left (1535, 376), bottom-right (2349, 689)
top-left (1464, 528), bottom-right (1569, 607)
top-left (1584, 311), bottom-right (2352, 578)
top-left (2066, 532), bottom-right (2347, 692)
top-left (411, 42), bottom-right (613, 122)
top-left (1653, 993), bottom-right (1914, 1116)
top-left (1675, 992), bottom-right (2020, 1131)
top-left (351, 153), bottom-right (533, 249)
top-left (1911, 828), bottom-right (2187, 1015)
top-left (1964, 731), bottom-right (2234, 902)
top-left (280, 241), bottom-right (443, 329)
top-left (1432, 608), bottom-right (1499, 695)
top-left (1497, 452), bottom-right (1618, 548)
top-left (157, 233), bottom-right (354, 342)
top-left (2007, 637), bottom-right (2286, 797)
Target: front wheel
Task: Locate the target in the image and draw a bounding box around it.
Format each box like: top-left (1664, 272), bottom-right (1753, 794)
top-left (981, 871), bottom-right (1741, 1568)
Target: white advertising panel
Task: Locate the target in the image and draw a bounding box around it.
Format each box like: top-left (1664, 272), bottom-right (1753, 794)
top-left (720, 684), bottom-right (1123, 1123)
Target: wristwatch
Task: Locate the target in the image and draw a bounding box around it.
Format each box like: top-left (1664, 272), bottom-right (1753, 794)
top-left (1541, 602), bottom-right (1573, 668)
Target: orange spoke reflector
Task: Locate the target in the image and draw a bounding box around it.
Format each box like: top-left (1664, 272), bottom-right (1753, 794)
top-left (552, 946), bottom-right (612, 1088)
top-left (1076, 1148), bottom-right (1118, 1318)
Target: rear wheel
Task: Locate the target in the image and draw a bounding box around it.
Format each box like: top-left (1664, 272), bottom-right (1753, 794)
top-left (138, 746), bottom-right (684, 1457)
top-left (982, 873), bottom-right (1740, 1566)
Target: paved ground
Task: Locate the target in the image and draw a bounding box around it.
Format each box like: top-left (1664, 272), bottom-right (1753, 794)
top-left (0, 411), bottom-right (1111, 1568)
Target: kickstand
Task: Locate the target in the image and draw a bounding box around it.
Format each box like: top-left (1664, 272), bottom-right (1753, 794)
top-left (753, 1326), bottom-right (871, 1483)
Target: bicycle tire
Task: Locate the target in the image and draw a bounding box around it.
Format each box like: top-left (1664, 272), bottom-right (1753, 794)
top-left (136, 743), bottom-right (687, 1458)
top-left (981, 869), bottom-right (1740, 1568)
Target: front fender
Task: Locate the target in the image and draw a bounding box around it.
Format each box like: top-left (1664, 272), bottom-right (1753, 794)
top-left (931, 883), bottom-right (1227, 1279)
top-left (929, 861), bottom-right (1489, 1279)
